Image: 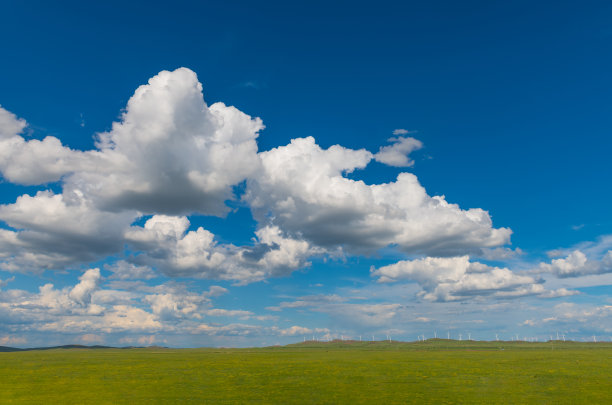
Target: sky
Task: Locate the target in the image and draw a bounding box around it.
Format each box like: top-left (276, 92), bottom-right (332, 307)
top-left (1, 0), bottom-right (612, 347)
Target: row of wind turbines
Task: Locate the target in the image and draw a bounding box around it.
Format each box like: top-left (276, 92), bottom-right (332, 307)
top-left (302, 331), bottom-right (608, 343)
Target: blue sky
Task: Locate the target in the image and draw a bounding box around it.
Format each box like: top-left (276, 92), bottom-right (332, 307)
top-left (0, 0), bottom-right (611, 347)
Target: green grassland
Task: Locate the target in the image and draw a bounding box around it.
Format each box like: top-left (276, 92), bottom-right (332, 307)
top-left (1, 340), bottom-right (611, 404)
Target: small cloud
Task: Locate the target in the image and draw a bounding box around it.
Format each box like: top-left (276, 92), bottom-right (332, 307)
top-left (0, 335), bottom-right (26, 345)
top-left (571, 224), bottom-right (585, 231)
top-left (392, 128), bottom-right (415, 135)
top-left (522, 319), bottom-right (536, 326)
top-left (80, 334), bottom-right (104, 344)
top-left (480, 247), bottom-right (524, 260)
top-left (0, 276), bottom-right (15, 289)
top-left (137, 335), bottom-right (157, 346)
top-left (374, 136), bottom-right (423, 167)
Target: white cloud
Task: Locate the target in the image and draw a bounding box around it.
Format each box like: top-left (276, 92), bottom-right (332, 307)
top-left (0, 133), bottom-right (90, 185)
top-left (105, 261), bottom-right (157, 280)
top-left (68, 268), bottom-right (101, 307)
top-left (196, 323), bottom-right (264, 336)
top-left (0, 68), bottom-right (511, 288)
top-left (144, 292), bottom-right (204, 320)
top-left (0, 335), bottom-right (26, 345)
top-left (246, 136), bottom-right (511, 257)
top-left (392, 129), bottom-right (410, 135)
top-left (371, 256), bottom-right (571, 302)
top-left (70, 68), bottom-right (263, 216)
top-left (125, 215), bottom-right (318, 283)
top-left (0, 191), bottom-right (135, 272)
top-left (539, 250), bottom-right (612, 278)
top-left (1, 69), bottom-right (264, 216)
top-left (277, 325), bottom-right (330, 336)
top-left (79, 333), bottom-right (104, 344)
top-left (0, 106), bottom-right (27, 139)
top-left (522, 303), bottom-right (612, 333)
top-left (205, 309), bottom-right (254, 319)
top-left (0, 68), bottom-right (265, 275)
top-left (374, 136), bottom-right (422, 167)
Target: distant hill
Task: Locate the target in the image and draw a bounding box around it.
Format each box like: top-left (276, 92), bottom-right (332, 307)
top-left (0, 345), bottom-right (168, 352)
top-left (0, 346), bottom-right (24, 352)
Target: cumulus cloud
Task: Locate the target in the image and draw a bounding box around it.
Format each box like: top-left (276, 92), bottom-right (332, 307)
top-left (0, 68), bottom-right (513, 287)
top-left (0, 106), bottom-right (91, 185)
top-left (69, 268), bottom-right (101, 306)
top-left (374, 136), bottom-right (422, 167)
top-left (0, 106), bottom-right (27, 138)
top-left (0, 191), bottom-right (135, 272)
top-left (539, 250), bottom-right (612, 278)
top-left (371, 256), bottom-right (572, 302)
top-left (246, 136), bottom-right (510, 256)
top-left (125, 215), bottom-right (318, 283)
top-left (0, 69), bottom-right (263, 215)
top-left (522, 302), bottom-right (612, 332)
top-left (0, 273), bottom-right (243, 337)
top-left (0, 68), bottom-right (265, 275)
top-left (72, 69), bottom-right (263, 216)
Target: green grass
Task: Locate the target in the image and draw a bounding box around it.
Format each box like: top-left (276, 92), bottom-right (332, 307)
top-left (1, 340), bottom-right (611, 404)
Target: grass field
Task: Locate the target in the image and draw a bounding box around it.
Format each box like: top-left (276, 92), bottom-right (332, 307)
top-left (2, 340), bottom-right (611, 404)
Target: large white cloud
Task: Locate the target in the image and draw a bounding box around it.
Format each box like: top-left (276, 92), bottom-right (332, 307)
top-left (246, 136), bottom-right (511, 256)
top-left (68, 68), bottom-right (263, 215)
top-left (0, 68), bottom-right (263, 216)
top-left (371, 256), bottom-right (574, 302)
top-left (0, 67), bottom-right (513, 285)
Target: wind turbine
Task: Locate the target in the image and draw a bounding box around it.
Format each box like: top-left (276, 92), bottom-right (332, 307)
top-left (468, 333), bottom-right (471, 341)
top-left (447, 331), bottom-right (450, 340)
top-left (459, 334), bottom-right (462, 341)
top-left (495, 334), bottom-right (499, 342)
